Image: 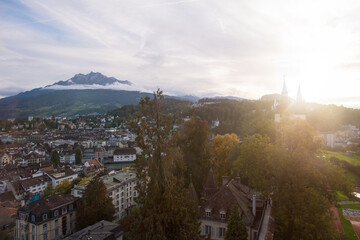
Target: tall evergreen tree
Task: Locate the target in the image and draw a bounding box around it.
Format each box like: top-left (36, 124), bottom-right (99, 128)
top-left (177, 116), bottom-right (212, 193)
top-left (225, 205), bottom-right (248, 240)
top-left (75, 146), bottom-right (82, 165)
top-left (50, 150), bottom-right (60, 166)
top-left (76, 177), bottom-right (115, 230)
top-left (129, 89), bottom-right (200, 240)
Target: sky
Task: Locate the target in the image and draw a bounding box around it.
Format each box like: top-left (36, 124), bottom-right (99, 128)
top-left (1, 0), bottom-right (360, 105)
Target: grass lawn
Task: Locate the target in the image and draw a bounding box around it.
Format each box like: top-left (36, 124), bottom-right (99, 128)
top-left (337, 207), bottom-right (358, 240)
top-left (323, 151), bottom-right (360, 166)
top-left (336, 191), bottom-right (351, 201)
top-left (341, 204), bottom-right (360, 210)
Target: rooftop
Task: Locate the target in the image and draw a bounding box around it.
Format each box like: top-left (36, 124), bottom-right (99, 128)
top-left (18, 193), bottom-right (77, 215)
top-left (64, 220), bottom-right (123, 240)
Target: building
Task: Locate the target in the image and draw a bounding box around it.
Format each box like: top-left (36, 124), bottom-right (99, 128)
top-left (15, 194), bottom-right (78, 240)
top-left (113, 148), bottom-right (136, 162)
top-left (83, 159), bottom-right (104, 177)
top-left (72, 170), bottom-right (137, 221)
top-left (45, 169), bottom-right (78, 188)
top-left (0, 152), bottom-right (12, 168)
top-left (197, 169), bottom-right (272, 240)
top-left (18, 174), bottom-right (52, 200)
top-left (64, 220), bottom-right (123, 240)
top-left (60, 152), bottom-right (76, 164)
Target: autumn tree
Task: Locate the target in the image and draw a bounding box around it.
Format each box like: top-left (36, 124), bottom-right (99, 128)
top-left (177, 116), bottom-right (212, 193)
top-left (129, 89), bottom-right (200, 240)
top-left (234, 119), bottom-right (353, 240)
top-left (50, 150), bottom-right (60, 166)
top-left (42, 183), bottom-right (54, 197)
top-left (224, 205), bottom-right (248, 240)
top-left (54, 179), bottom-right (72, 194)
top-left (252, 118), bottom-right (276, 142)
top-left (75, 146), bottom-right (82, 165)
top-left (211, 133), bottom-right (239, 183)
top-left (76, 177), bottom-right (115, 230)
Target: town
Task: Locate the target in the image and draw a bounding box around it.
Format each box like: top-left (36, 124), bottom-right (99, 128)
top-left (1, 84), bottom-right (360, 240)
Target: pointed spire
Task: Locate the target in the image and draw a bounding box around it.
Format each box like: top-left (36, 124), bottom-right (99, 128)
top-left (296, 85), bottom-right (302, 102)
top-left (204, 168), bottom-right (218, 190)
top-left (281, 76), bottom-right (288, 97)
top-left (188, 174), bottom-right (199, 206)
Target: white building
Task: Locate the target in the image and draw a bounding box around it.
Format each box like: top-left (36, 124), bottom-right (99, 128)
top-left (113, 148), bottom-right (136, 162)
top-left (72, 170), bottom-right (137, 222)
top-left (45, 169), bottom-right (78, 188)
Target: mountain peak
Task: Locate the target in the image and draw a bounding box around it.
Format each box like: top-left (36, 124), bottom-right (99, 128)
top-left (47, 72), bottom-right (132, 87)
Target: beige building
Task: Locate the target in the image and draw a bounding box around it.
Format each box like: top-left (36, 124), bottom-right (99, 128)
top-left (196, 169), bottom-right (273, 240)
top-left (15, 194), bottom-right (78, 240)
top-left (0, 152), bottom-right (12, 168)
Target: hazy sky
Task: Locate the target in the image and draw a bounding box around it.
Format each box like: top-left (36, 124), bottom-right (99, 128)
top-left (1, 0), bottom-right (360, 103)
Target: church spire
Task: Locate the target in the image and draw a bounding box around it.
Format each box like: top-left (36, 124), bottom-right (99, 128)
top-left (281, 76), bottom-right (288, 97)
top-left (296, 85), bottom-right (302, 102)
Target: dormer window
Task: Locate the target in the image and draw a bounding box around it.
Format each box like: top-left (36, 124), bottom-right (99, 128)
top-left (31, 215), bottom-right (35, 222)
top-left (205, 209), bottom-right (211, 217)
top-left (220, 211), bottom-right (226, 219)
top-left (69, 204), bottom-right (73, 211)
top-left (43, 214), bottom-right (47, 221)
top-left (54, 210), bottom-right (59, 217)
top-left (62, 207), bottom-right (67, 214)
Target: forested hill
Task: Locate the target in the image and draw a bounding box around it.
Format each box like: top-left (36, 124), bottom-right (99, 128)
top-left (0, 89), bottom-right (154, 118)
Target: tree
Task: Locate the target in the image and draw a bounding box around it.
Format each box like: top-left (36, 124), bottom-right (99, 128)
top-left (234, 119), bottom-right (353, 239)
top-left (225, 205), bottom-right (248, 240)
top-left (54, 179), bottom-right (72, 194)
top-left (177, 116), bottom-right (212, 193)
top-left (76, 177), bottom-right (115, 230)
top-left (75, 146), bottom-right (82, 165)
top-left (211, 133), bottom-right (239, 183)
top-left (129, 89), bottom-right (200, 240)
top-left (50, 150), bottom-right (60, 166)
top-left (42, 183), bottom-right (54, 197)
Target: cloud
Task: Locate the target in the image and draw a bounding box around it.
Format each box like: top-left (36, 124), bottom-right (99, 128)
top-left (1, 0), bottom-right (360, 102)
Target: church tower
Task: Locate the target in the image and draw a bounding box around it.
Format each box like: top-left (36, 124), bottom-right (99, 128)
top-left (296, 85), bottom-right (302, 102)
top-left (281, 78), bottom-right (288, 97)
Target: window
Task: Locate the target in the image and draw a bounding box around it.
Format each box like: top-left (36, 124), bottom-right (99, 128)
top-left (54, 210), bottom-right (59, 217)
top-left (220, 211), bottom-right (226, 219)
top-left (205, 209), bottom-right (211, 217)
top-left (43, 224), bottom-right (48, 240)
top-left (219, 227), bottom-right (226, 237)
top-left (62, 207), bottom-right (67, 214)
top-left (42, 214), bottom-right (47, 221)
top-left (31, 215), bottom-right (35, 222)
top-left (205, 225), bottom-right (211, 235)
top-left (55, 220), bottom-right (59, 237)
top-left (69, 204), bottom-right (73, 211)
top-left (31, 225), bottom-right (35, 240)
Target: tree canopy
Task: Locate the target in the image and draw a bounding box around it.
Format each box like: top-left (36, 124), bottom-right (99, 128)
top-left (234, 119), bottom-right (353, 239)
top-left (224, 205), bottom-right (248, 240)
top-left (129, 89), bottom-right (200, 240)
top-left (76, 177), bottom-right (115, 230)
top-left (211, 133), bottom-right (239, 184)
top-left (75, 146), bottom-right (82, 165)
top-left (50, 150), bottom-right (60, 166)
top-left (177, 116), bottom-right (212, 193)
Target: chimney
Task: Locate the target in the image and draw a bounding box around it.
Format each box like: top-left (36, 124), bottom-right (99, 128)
top-left (101, 221), bottom-right (104, 228)
top-left (222, 176), bottom-right (229, 186)
top-left (235, 176), bottom-right (241, 183)
top-left (252, 194), bottom-right (256, 217)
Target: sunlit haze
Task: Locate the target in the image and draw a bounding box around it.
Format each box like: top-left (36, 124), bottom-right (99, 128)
top-left (1, 0), bottom-right (360, 106)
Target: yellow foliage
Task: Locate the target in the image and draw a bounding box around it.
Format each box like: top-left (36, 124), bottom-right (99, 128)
top-left (211, 133), bottom-right (239, 183)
